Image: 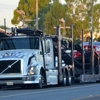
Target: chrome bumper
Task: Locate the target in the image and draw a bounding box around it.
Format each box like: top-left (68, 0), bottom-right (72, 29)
top-left (0, 75), bottom-right (41, 86)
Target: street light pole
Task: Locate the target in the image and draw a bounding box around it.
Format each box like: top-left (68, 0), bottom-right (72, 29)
top-left (4, 18), bottom-right (6, 33)
top-left (91, 0), bottom-right (94, 74)
top-left (36, 0), bottom-right (38, 30)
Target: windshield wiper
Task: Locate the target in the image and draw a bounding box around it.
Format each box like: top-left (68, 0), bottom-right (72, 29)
top-left (0, 60), bottom-right (19, 74)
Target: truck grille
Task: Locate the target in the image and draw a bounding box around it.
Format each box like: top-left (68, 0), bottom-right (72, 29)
top-left (0, 60), bottom-right (21, 74)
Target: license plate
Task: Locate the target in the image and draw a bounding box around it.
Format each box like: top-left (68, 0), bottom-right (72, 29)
top-left (7, 82), bottom-right (13, 85)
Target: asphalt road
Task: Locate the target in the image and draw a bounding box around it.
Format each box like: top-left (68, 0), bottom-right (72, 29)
top-left (0, 83), bottom-right (100, 100)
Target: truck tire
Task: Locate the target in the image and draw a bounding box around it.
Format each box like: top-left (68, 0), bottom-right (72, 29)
top-left (66, 76), bottom-right (72, 86)
top-left (59, 70), bottom-right (72, 86)
top-left (61, 73), bottom-right (67, 86)
top-left (66, 71), bottom-right (72, 86)
top-left (36, 74), bottom-right (44, 89)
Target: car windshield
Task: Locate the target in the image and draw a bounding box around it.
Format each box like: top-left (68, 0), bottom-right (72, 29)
top-left (0, 37), bottom-right (39, 50)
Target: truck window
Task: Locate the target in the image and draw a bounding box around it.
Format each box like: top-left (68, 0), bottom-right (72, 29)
top-left (45, 40), bottom-right (50, 53)
top-left (0, 37), bottom-right (39, 50)
top-left (0, 41), bottom-right (4, 50)
top-left (42, 40), bottom-right (46, 53)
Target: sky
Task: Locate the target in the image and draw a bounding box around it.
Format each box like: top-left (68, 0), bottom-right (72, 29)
top-left (0, 0), bottom-right (19, 28)
top-left (0, 0), bottom-right (100, 28)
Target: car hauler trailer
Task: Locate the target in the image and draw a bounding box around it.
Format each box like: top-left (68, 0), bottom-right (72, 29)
top-left (59, 25), bottom-right (100, 83)
top-left (72, 29), bottom-right (100, 83)
top-left (0, 26), bottom-right (73, 89)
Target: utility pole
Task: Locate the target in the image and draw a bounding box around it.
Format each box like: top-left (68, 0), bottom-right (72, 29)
top-left (36, 0), bottom-right (38, 30)
top-left (70, 25), bottom-right (74, 77)
top-left (4, 18), bottom-right (6, 33)
top-left (57, 25), bottom-right (62, 83)
top-left (82, 29), bottom-right (85, 74)
top-left (91, 0), bottom-right (94, 74)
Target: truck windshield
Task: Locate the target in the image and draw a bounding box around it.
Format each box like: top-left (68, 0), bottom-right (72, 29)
top-left (0, 37), bottom-right (39, 50)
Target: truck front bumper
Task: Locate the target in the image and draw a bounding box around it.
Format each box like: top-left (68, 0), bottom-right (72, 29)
top-left (0, 75), bottom-right (41, 86)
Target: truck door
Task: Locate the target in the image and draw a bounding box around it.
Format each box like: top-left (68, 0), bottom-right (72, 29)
top-left (44, 38), bottom-right (58, 84)
top-left (45, 38), bottom-right (54, 69)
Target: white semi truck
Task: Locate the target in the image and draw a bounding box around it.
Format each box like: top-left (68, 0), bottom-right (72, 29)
top-left (0, 27), bottom-right (73, 89)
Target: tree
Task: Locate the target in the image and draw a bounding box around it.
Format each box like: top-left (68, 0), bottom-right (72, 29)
top-left (44, 0), bottom-right (99, 38)
top-left (38, 4), bottom-right (51, 31)
top-left (44, 0), bottom-right (69, 35)
top-left (93, 4), bottom-right (100, 33)
top-left (64, 0), bottom-right (98, 41)
top-left (11, 0), bottom-right (50, 28)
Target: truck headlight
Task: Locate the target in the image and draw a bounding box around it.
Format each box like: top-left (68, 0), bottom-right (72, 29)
top-left (28, 66), bottom-right (38, 75)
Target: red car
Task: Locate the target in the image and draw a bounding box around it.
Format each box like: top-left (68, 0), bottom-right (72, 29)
top-left (73, 42), bottom-right (100, 76)
top-left (74, 42), bottom-right (100, 58)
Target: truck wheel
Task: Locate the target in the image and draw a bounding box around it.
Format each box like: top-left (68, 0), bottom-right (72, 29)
top-left (36, 74), bottom-right (43, 89)
top-left (57, 71), bottom-right (66, 86)
top-left (61, 72), bottom-right (67, 86)
top-left (66, 76), bottom-right (72, 86)
top-left (66, 71), bottom-right (72, 86)
top-left (59, 71), bottom-right (70, 86)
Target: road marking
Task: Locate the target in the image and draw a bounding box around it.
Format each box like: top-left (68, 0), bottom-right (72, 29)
top-left (0, 84), bottom-right (100, 98)
top-left (72, 94), bottom-right (100, 100)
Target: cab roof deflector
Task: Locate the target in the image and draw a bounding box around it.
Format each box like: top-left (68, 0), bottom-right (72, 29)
top-left (16, 28), bottom-right (43, 36)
